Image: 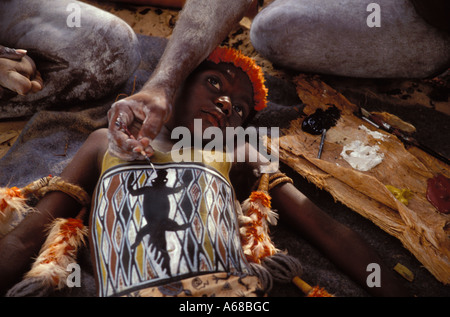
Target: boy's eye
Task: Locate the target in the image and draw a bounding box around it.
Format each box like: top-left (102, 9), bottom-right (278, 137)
top-left (207, 76), bottom-right (221, 90)
top-left (233, 104), bottom-right (243, 117)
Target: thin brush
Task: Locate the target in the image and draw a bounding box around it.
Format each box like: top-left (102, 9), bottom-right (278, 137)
top-left (357, 108), bottom-right (450, 165)
top-left (317, 129), bottom-right (326, 159)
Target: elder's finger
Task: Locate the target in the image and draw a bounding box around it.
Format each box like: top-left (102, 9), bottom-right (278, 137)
top-left (30, 80), bottom-right (42, 93)
top-left (138, 110), bottom-right (166, 141)
top-left (0, 46), bottom-right (26, 60)
top-left (107, 131), bottom-right (140, 161)
top-left (14, 56), bottom-right (38, 79)
top-left (31, 70), bottom-right (44, 92)
top-left (108, 102), bottom-right (134, 127)
top-left (137, 137), bottom-right (154, 157)
top-left (5, 71), bottom-right (32, 95)
top-left (132, 143), bottom-right (154, 160)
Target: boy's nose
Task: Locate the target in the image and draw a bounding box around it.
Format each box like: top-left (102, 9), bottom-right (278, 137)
top-left (215, 96), bottom-right (232, 117)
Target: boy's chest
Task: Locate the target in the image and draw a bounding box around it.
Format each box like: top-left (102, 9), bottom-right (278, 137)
top-left (90, 163), bottom-right (251, 296)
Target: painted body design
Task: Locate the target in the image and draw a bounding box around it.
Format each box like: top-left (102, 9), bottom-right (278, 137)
top-left (128, 170), bottom-right (188, 276)
top-left (90, 159), bottom-right (251, 296)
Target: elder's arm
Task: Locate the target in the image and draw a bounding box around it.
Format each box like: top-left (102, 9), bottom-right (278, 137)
top-left (107, 0), bottom-right (252, 160)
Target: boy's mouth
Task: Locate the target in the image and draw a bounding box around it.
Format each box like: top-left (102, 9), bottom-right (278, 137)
top-left (200, 109), bottom-right (225, 128)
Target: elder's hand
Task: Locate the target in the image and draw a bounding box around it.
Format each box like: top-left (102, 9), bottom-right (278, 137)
top-left (0, 46), bottom-right (43, 97)
top-left (107, 88), bottom-right (172, 161)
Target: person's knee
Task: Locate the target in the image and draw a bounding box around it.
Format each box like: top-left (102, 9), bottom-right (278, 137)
top-left (251, 0), bottom-right (450, 78)
top-left (250, 3), bottom-right (295, 60)
top-left (250, 1), bottom-right (320, 68)
top-left (65, 3), bottom-right (141, 97)
top-left (8, 1), bottom-right (140, 94)
top-left (0, 1), bottom-right (142, 118)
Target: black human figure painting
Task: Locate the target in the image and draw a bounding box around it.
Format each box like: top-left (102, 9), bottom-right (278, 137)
top-left (127, 169), bottom-right (188, 276)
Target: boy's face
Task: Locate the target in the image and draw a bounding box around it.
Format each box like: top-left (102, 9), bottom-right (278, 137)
top-left (169, 62), bottom-right (254, 134)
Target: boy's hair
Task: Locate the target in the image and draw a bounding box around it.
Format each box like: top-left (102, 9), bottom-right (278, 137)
top-left (207, 47), bottom-right (268, 113)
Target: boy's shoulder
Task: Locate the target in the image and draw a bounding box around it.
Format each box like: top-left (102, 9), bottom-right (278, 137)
top-left (88, 128), bottom-right (109, 145)
top-left (85, 128), bottom-right (109, 163)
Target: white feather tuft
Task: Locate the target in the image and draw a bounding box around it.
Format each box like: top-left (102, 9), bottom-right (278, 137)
top-left (25, 218), bottom-right (88, 289)
top-left (0, 187), bottom-right (34, 238)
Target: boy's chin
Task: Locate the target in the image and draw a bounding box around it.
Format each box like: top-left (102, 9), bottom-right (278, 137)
top-left (199, 113), bottom-right (225, 130)
top-left (185, 132), bottom-right (227, 151)
top-left (189, 118), bottom-right (226, 135)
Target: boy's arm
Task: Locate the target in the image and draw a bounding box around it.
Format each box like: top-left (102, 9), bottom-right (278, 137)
top-left (0, 129), bottom-right (107, 295)
top-left (270, 182), bottom-right (409, 297)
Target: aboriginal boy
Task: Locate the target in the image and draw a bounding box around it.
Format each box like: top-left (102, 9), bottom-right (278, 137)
top-left (0, 47), bottom-right (407, 297)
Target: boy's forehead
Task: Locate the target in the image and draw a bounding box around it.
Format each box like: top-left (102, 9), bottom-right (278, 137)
top-left (202, 62), bottom-right (246, 81)
top-left (204, 63), bottom-right (253, 98)
top-left (226, 67), bottom-right (236, 78)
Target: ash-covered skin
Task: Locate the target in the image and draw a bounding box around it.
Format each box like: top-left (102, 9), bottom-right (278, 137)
top-left (0, 0), bottom-right (141, 119)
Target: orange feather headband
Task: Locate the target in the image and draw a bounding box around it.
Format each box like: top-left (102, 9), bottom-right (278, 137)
top-left (207, 47), bottom-right (268, 111)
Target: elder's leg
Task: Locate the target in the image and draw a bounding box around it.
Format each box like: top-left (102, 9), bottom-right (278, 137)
top-left (250, 0), bottom-right (450, 78)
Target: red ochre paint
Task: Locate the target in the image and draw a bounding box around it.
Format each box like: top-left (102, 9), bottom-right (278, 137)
top-left (427, 174), bottom-right (450, 214)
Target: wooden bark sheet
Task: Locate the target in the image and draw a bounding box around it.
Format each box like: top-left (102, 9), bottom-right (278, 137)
top-left (273, 74), bottom-right (450, 284)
